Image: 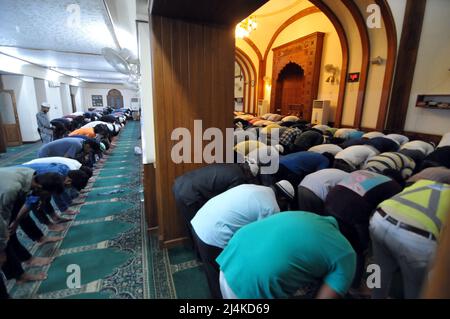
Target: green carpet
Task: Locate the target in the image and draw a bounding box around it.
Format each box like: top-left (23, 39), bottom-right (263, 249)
top-left (2, 121), bottom-right (210, 299)
top-left (6, 121), bottom-right (152, 299)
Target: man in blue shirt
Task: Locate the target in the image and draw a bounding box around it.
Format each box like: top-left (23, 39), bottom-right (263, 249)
top-left (277, 151), bottom-right (333, 186)
top-left (190, 182), bottom-right (295, 298)
top-left (17, 163), bottom-right (89, 231)
top-left (37, 137), bottom-right (99, 167)
top-left (217, 211), bottom-right (356, 299)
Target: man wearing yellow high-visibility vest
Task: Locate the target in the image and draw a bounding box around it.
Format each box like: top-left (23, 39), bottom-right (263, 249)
top-left (370, 179), bottom-right (450, 299)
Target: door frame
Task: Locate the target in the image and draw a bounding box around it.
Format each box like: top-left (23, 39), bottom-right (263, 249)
top-left (0, 89), bottom-right (23, 146)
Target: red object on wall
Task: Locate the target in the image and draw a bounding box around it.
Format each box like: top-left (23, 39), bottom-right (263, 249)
top-left (348, 72), bottom-right (360, 82)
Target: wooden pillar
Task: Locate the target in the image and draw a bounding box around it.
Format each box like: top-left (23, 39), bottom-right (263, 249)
top-left (385, 0), bottom-right (427, 132)
top-left (143, 163), bottom-right (158, 229)
top-left (422, 222), bottom-right (450, 298)
top-left (149, 16), bottom-right (235, 246)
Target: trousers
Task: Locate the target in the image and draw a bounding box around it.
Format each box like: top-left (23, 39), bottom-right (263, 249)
top-left (192, 230), bottom-right (223, 299)
top-left (369, 211), bottom-right (436, 299)
top-left (297, 186), bottom-right (324, 215)
top-left (0, 273), bottom-right (9, 299)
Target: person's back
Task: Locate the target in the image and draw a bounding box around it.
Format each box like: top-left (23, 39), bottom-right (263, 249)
top-left (191, 184), bottom-right (280, 249)
top-left (335, 145), bottom-right (379, 170)
top-left (300, 168), bottom-right (349, 202)
top-left (400, 140), bottom-right (435, 156)
top-left (173, 163), bottom-right (254, 221)
top-left (421, 146), bottom-right (450, 169)
top-left (234, 140), bottom-right (265, 157)
top-left (280, 151), bottom-right (330, 176)
top-left (24, 157), bottom-right (82, 170)
top-left (18, 163), bottom-right (70, 177)
top-left (37, 138), bottom-right (83, 159)
top-left (217, 211), bottom-right (356, 298)
top-left (69, 127), bottom-right (96, 138)
top-left (363, 152), bottom-right (416, 179)
top-left (293, 130), bottom-right (324, 151)
top-left (364, 137), bottom-right (400, 153)
top-left (407, 166), bottom-right (450, 185)
top-left (325, 170), bottom-right (401, 224)
top-left (308, 144), bottom-right (343, 156)
top-left (379, 179), bottom-right (450, 235)
top-left (0, 167), bottom-right (35, 219)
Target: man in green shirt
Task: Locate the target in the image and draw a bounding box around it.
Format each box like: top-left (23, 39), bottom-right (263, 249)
top-left (216, 211), bottom-right (356, 299)
top-left (0, 167), bottom-right (65, 289)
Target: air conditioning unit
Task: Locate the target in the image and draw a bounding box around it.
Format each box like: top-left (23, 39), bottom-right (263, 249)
top-left (257, 99), bottom-right (270, 116)
top-left (311, 100), bottom-right (330, 125)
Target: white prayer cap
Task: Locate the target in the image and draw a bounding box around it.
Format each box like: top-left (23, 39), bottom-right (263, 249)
top-left (275, 180), bottom-right (295, 200)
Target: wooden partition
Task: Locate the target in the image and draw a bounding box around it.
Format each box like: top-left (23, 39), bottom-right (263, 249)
top-left (149, 16), bottom-right (235, 246)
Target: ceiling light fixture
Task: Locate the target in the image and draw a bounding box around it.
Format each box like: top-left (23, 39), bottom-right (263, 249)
top-left (235, 16), bottom-right (257, 39)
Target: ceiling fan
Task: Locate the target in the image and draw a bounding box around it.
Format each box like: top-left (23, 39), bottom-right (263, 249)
top-left (102, 48), bottom-right (141, 88)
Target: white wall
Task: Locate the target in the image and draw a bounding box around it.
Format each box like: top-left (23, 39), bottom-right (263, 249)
top-left (1, 75), bottom-right (40, 142)
top-left (387, 0), bottom-right (407, 49)
top-left (355, 0), bottom-right (388, 129)
top-left (60, 83), bottom-right (73, 116)
top-left (34, 79), bottom-right (63, 120)
top-left (82, 87), bottom-right (138, 109)
top-left (138, 21), bottom-right (156, 164)
top-left (404, 0), bottom-right (450, 135)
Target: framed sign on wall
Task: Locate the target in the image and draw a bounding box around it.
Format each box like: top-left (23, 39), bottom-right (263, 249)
top-left (92, 95), bottom-right (103, 107)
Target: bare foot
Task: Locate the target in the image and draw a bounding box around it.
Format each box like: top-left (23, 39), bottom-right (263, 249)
top-left (38, 236), bottom-right (63, 245)
top-left (70, 201), bottom-right (85, 206)
top-left (64, 209), bottom-right (79, 215)
top-left (55, 216), bottom-right (73, 224)
top-left (47, 223), bottom-right (66, 232)
top-left (17, 272), bottom-right (48, 284)
top-left (25, 256), bottom-right (54, 267)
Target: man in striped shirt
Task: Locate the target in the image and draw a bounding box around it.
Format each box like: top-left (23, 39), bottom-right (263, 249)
top-left (363, 152), bottom-right (416, 180)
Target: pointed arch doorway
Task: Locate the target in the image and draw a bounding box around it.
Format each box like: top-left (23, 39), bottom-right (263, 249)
top-left (275, 62), bottom-right (306, 117)
top-left (107, 89), bottom-right (124, 109)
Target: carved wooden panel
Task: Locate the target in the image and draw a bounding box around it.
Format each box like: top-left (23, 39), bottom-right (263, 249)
top-left (270, 32), bottom-right (324, 121)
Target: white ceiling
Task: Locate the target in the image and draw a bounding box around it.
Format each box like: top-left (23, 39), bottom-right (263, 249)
top-left (0, 0), bottom-right (139, 85)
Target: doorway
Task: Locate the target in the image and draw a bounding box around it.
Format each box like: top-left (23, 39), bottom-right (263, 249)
top-left (107, 89), bottom-right (124, 109)
top-left (70, 94), bottom-right (77, 113)
top-left (0, 90), bottom-right (22, 146)
top-left (274, 62), bottom-right (306, 118)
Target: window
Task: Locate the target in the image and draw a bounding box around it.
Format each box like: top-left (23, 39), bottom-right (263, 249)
top-left (92, 95), bottom-right (103, 107)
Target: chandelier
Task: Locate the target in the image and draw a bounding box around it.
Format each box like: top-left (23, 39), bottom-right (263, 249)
top-left (235, 16), bottom-right (257, 39)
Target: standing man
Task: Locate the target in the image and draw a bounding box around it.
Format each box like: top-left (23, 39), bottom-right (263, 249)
top-left (36, 102), bottom-right (53, 144)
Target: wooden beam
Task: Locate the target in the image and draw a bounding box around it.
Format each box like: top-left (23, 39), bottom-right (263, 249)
top-left (342, 0), bottom-right (370, 130)
top-left (385, 0), bottom-right (427, 132)
top-left (375, 0), bottom-right (398, 131)
top-left (143, 163), bottom-right (158, 229)
top-left (150, 0), bottom-right (268, 26)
